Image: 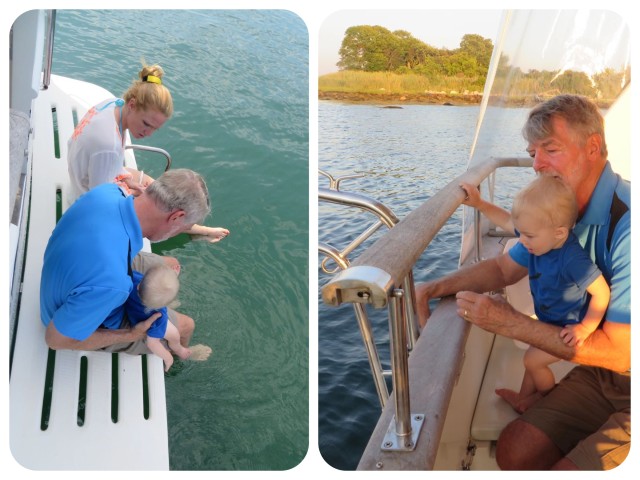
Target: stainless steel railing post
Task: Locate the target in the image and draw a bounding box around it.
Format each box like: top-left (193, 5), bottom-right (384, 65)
top-left (380, 287), bottom-right (424, 451)
top-left (42, 10), bottom-right (56, 90)
top-left (388, 289), bottom-right (411, 437)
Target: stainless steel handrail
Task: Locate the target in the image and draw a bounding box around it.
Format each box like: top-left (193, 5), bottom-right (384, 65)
top-left (319, 185), bottom-right (419, 343)
top-left (319, 181), bottom-right (417, 410)
top-left (319, 169), bottom-right (364, 190)
top-left (42, 10), bottom-right (56, 90)
top-left (125, 144), bottom-right (172, 172)
top-left (322, 157), bottom-right (532, 309)
top-left (321, 156), bottom-right (533, 459)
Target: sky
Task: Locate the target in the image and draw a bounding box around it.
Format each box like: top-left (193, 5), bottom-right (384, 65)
top-left (317, 9), bottom-right (631, 76)
top-left (318, 10), bottom-right (504, 75)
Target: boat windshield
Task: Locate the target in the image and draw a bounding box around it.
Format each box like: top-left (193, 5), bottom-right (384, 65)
top-left (460, 10), bottom-right (630, 254)
top-left (469, 9), bottom-right (630, 169)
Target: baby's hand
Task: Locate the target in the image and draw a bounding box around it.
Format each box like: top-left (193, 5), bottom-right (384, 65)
top-left (560, 324), bottom-right (592, 347)
top-left (459, 182), bottom-right (481, 207)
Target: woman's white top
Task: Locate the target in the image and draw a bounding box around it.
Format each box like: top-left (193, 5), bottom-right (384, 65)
top-left (67, 98), bottom-right (127, 203)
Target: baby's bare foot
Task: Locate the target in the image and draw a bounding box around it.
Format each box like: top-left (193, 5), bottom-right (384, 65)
top-left (495, 388), bottom-right (522, 412)
top-left (174, 346), bottom-right (192, 360)
top-left (164, 356), bottom-right (174, 372)
top-left (495, 388), bottom-right (542, 414)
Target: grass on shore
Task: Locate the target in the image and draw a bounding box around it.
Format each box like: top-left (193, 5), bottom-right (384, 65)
top-left (318, 70), bottom-right (485, 96)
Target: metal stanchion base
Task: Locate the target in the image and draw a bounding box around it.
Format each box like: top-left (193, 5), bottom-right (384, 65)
top-left (381, 414), bottom-right (425, 451)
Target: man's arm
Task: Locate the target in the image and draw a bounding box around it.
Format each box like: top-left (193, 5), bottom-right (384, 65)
top-left (455, 291), bottom-right (630, 373)
top-left (419, 250), bottom-right (630, 372)
top-left (415, 252), bottom-right (528, 326)
top-left (45, 312), bottom-right (160, 351)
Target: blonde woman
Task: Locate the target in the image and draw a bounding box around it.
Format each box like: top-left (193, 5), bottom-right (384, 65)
top-left (67, 63), bottom-right (229, 244)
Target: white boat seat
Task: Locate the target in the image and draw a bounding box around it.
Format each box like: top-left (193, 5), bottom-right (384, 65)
top-left (470, 238), bottom-right (575, 441)
top-left (470, 335), bottom-right (575, 441)
top-left (10, 76), bottom-right (169, 470)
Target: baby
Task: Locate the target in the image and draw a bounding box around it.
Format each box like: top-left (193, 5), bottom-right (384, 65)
top-left (125, 264), bottom-right (192, 371)
top-left (461, 176), bottom-right (610, 412)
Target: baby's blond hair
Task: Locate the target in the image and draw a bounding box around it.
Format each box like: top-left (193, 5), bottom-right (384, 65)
top-left (511, 175), bottom-right (578, 229)
top-left (138, 264), bottom-right (179, 310)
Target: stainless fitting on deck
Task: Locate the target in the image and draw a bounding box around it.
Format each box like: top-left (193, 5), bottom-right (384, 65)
top-left (321, 265), bottom-right (394, 309)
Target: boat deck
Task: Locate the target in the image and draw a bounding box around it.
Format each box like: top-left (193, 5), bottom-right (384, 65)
top-left (9, 75), bottom-right (169, 470)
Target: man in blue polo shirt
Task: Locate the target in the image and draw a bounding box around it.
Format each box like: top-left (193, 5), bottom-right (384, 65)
top-left (40, 168), bottom-right (211, 352)
top-left (416, 94), bottom-right (630, 470)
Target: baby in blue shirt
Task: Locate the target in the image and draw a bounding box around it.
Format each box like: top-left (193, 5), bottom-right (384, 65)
top-left (125, 264), bottom-right (192, 371)
top-left (460, 175), bottom-right (610, 412)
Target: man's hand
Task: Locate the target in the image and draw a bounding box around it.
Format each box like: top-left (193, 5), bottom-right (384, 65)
top-left (455, 290), bottom-right (516, 334)
top-left (131, 312), bottom-right (161, 340)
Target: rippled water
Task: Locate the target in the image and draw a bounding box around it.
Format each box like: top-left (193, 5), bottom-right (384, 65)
top-left (318, 101), bottom-right (533, 470)
top-left (51, 10), bottom-right (308, 470)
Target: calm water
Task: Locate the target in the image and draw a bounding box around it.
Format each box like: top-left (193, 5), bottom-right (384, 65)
top-left (318, 100), bottom-right (533, 470)
top-left (52, 10), bottom-right (308, 470)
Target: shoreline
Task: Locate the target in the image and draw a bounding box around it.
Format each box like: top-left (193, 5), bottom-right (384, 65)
top-left (319, 90), bottom-right (481, 106)
top-left (318, 90), bottom-right (613, 108)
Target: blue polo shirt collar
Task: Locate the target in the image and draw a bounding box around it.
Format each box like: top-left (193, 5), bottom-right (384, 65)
top-left (577, 161), bottom-right (616, 227)
top-left (119, 194), bottom-right (143, 257)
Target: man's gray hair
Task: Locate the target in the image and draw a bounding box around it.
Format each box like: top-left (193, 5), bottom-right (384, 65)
top-left (523, 94), bottom-right (608, 159)
top-left (145, 168), bottom-right (211, 225)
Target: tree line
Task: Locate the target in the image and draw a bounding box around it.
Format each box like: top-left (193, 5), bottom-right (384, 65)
top-left (337, 26), bottom-right (493, 81)
top-left (335, 25), bottom-right (629, 100)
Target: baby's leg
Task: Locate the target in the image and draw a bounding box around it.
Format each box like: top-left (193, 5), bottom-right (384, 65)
top-left (165, 322), bottom-right (192, 360)
top-left (496, 347), bottom-right (559, 413)
top-left (523, 346), bottom-right (559, 394)
top-left (146, 336), bottom-right (174, 372)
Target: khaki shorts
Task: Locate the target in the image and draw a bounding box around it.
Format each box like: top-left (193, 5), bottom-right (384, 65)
top-left (102, 251), bottom-right (178, 355)
top-left (131, 250), bottom-right (167, 272)
top-left (520, 365), bottom-right (630, 470)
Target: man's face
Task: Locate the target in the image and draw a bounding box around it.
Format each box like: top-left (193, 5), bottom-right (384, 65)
top-left (148, 215), bottom-right (194, 243)
top-left (525, 116), bottom-right (590, 195)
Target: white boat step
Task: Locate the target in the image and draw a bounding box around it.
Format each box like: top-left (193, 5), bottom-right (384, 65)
top-left (10, 76), bottom-right (169, 470)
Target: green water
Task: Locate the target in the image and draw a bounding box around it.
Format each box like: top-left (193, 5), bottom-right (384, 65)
top-left (51, 10), bottom-right (309, 470)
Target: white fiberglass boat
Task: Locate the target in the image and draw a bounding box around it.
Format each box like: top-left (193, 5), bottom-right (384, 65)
top-left (319, 9), bottom-right (630, 470)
